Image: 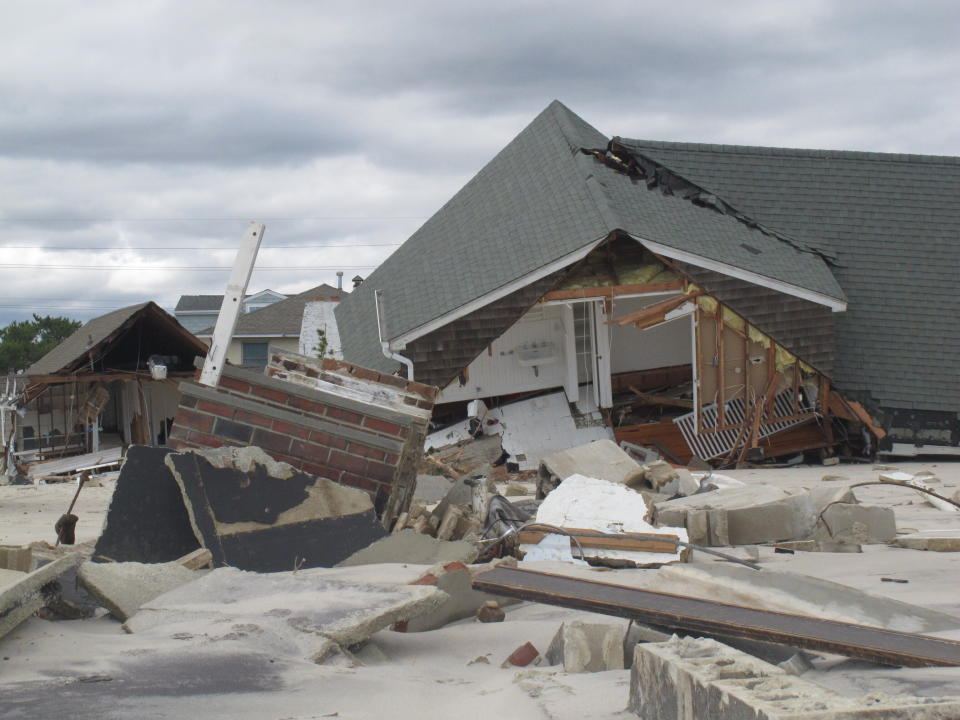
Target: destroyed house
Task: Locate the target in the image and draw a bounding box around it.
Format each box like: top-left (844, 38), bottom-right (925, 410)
top-left (335, 100), bottom-right (958, 463)
top-left (11, 302), bottom-right (207, 466)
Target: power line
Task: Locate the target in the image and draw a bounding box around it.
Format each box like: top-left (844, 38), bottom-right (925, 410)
top-left (0, 216), bottom-right (427, 222)
top-left (0, 264), bottom-right (376, 270)
top-left (0, 243), bottom-right (401, 250)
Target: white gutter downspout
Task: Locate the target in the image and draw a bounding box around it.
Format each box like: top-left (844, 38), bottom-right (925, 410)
top-left (374, 290), bottom-right (414, 381)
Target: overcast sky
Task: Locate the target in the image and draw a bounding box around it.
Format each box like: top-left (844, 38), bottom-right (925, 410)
top-left (2, 1), bottom-right (958, 327)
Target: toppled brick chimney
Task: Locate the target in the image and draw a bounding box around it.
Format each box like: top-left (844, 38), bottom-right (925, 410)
top-left (168, 348), bottom-right (437, 527)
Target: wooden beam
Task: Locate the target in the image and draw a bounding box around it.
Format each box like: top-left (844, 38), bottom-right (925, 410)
top-left (628, 386), bottom-right (693, 409)
top-left (517, 527), bottom-right (680, 555)
top-left (717, 306), bottom-right (726, 427)
top-left (26, 371), bottom-right (195, 386)
top-left (610, 290), bottom-right (705, 328)
top-left (542, 279), bottom-right (684, 302)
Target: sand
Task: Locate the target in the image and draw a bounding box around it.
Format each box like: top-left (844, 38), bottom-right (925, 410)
top-left (2, 460), bottom-right (960, 718)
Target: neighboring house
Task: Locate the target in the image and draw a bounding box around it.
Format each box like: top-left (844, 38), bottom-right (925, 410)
top-left (336, 100), bottom-right (958, 460)
top-left (11, 302), bottom-right (207, 462)
top-left (174, 289), bottom-right (288, 334)
top-left (197, 284), bottom-right (343, 369)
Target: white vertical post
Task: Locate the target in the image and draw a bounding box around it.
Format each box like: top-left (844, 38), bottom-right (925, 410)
top-left (593, 300), bottom-right (613, 409)
top-left (560, 303), bottom-right (579, 403)
top-left (199, 222), bottom-right (266, 387)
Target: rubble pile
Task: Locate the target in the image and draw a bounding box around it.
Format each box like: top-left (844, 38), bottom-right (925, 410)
top-left (2, 359), bottom-right (960, 719)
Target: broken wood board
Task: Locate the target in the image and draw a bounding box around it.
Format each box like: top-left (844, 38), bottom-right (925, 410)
top-left (471, 566), bottom-right (960, 668)
top-left (28, 446), bottom-right (123, 479)
top-left (165, 446), bottom-right (387, 572)
top-left (628, 387), bottom-right (693, 409)
top-left (517, 527), bottom-right (679, 554)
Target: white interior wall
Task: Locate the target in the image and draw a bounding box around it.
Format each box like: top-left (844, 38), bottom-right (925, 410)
top-left (439, 304), bottom-right (567, 403)
top-left (609, 295), bottom-right (692, 374)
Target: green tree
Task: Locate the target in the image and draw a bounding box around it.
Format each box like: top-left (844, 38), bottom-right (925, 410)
top-left (0, 314), bottom-right (82, 373)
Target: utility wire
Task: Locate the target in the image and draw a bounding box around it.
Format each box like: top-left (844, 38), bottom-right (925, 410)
top-left (0, 264), bottom-right (376, 270)
top-left (0, 216), bottom-right (427, 222)
top-left (0, 243), bottom-right (401, 250)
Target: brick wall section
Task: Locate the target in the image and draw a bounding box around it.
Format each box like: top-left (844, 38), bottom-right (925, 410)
top-left (170, 350), bottom-right (436, 526)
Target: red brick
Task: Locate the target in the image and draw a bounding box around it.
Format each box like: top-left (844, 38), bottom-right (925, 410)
top-left (411, 573), bottom-right (439, 586)
top-left (251, 384), bottom-right (290, 404)
top-left (196, 399), bottom-right (236, 419)
top-left (349, 365), bottom-right (379, 382)
top-left (288, 395), bottom-right (327, 415)
top-left (443, 562), bottom-right (468, 573)
top-left (308, 430), bottom-right (347, 450)
top-left (409, 381), bottom-right (438, 401)
top-left (290, 439), bottom-right (330, 465)
top-left (416, 399), bottom-right (434, 410)
top-left (251, 428), bottom-right (292, 454)
top-left (174, 408), bottom-right (214, 434)
top-left (300, 461), bottom-right (333, 478)
top-left (346, 442), bottom-right (386, 461)
top-left (219, 376), bottom-right (251, 394)
top-left (384, 453), bottom-right (400, 465)
top-left (327, 406), bottom-right (363, 425)
top-left (340, 473), bottom-right (379, 494)
top-left (363, 416), bottom-right (405, 437)
top-left (328, 450), bottom-right (367, 474)
top-left (185, 430), bottom-right (229, 448)
top-left (271, 420), bottom-right (310, 440)
top-left (365, 460), bottom-right (395, 483)
top-left (234, 409), bottom-right (273, 429)
top-left (179, 395), bottom-right (198, 409)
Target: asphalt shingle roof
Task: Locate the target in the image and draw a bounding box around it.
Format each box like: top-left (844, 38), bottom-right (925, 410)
top-left (198, 283), bottom-right (342, 337)
top-left (615, 138), bottom-right (960, 414)
top-left (175, 295), bottom-right (225, 312)
top-left (336, 101), bottom-right (840, 374)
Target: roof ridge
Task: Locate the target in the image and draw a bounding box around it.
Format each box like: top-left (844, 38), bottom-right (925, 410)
top-left (618, 137), bottom-right (960, 166)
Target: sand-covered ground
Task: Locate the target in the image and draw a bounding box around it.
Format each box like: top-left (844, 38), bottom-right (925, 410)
top-left (2, 460), bottom-right (960, 719)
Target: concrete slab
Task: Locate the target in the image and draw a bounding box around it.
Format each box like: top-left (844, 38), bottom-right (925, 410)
top-left (646, 564), bottom-right (960, 633)
top-left (124, 566), bottom-right (447, 662)
top-left (336, 529), bottom-right (478, 567)
top-left (630, 636), bottom-right (960, 719)
top-left (93, 446), bottom-right (199, 564)
top-left (0, 554), bottom-right (80, 641)
top-left (78, 560), bottom-right (201, 621)
top-left (538, 439), bottom-right (644, 494)
top-left (166, 446), bottom-right (387, 572)
top-left (817, 503), bottom-right (896, 544)
top-left (545, 619), bottom-right (628, 672)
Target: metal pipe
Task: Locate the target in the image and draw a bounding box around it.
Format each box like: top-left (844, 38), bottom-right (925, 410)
top-left (374, 289), bottom-right (415, 381)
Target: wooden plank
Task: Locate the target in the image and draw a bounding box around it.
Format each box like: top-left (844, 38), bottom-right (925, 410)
top-left (627, 386), bottom-right (693, 409)
top-left (472, 566), bottom-right (960, 668)
top-left (717, 307), bottom-right (726, 426)
top-left (542, 280), bottom-right (684, 302)
top-left (610, 290), bottom-right (704, 328)
top-left (614, 421), bottom-right (693, 466)
top-left (517, 527), bottom-right (679, 554)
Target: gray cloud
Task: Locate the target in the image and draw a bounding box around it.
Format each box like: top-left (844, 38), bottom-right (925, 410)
top-left (1, 0), bottom-right (958, 325)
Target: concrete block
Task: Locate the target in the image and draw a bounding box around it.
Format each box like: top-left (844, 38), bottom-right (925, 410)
top-left (124, 566), bottom-right (446, 663)
top-left (546, 619), bottom-right (627, 672)
top-left (816, 503), bottom-right (897, 544)
top-left (0, 545), bottom-right (31, 572)
top-left (78, 560), bottom-right (201, 622)
top-left (646, 564), bottom-right (960, 633)
top-left (631, 636), bottom-right (960, 719)
top-left (0, 554), bottom-right (81, 641)
top-left (398, 560), bottom-right (514, 632)
top-left (336, 529), bottom-right (478, 567)
top-left (166, 446), bottom-right (387, 572)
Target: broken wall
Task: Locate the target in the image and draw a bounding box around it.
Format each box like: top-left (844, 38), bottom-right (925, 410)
top-left (168, 350), bottom-right (436, 526)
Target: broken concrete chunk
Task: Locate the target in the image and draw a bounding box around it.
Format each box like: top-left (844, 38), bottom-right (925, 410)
top-left (0, 554), bottom-right (81, 641)
top-left (177, 547), bottom-right (213, 570)
top-left (336, 529), bottom-right (479, 567)
top-left (78, 560), bottom-right (200, 622)
top-left (538, 439), bottom-right (644, 496)
top-left (892, 530), bottom-right (960, 552)
top-left (654, 484), bottom-right (860, 547)
top-left (630, 636), bottom-right (960, 720)
top-left (476, 600), bottom-right (505, 623)
top-left (166, 446), bottom-right (387, 572)
top-left (545, 620), bottom-right (628, 672)
top-left (124, 566), bottom-right (446, 663)
top-left (93, 445), bottom-right (199, 564)
top-left (0, 545), bottom-right (32, 572)
top-left (645, 564), bottom-right (960, 633)
top-left (816, 503), bottom-right (896, 544)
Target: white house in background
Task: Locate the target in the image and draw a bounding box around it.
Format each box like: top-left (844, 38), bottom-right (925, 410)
top-left (174, 289), bottom-right (288, 334)
top-left (299, 299), bottom-right (343, 360)
top-left (194, 283), bottom-right (344, 369)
